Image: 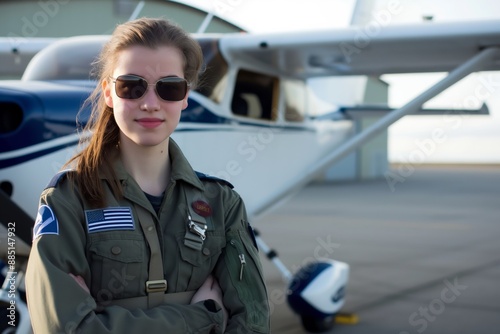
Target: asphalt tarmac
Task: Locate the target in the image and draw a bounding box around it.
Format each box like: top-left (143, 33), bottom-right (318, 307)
top-left (253, 165), bottom-right (500, 334)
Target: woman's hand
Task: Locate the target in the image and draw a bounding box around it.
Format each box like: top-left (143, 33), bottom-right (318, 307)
top-left (191, 275), bottom-right (228, 331)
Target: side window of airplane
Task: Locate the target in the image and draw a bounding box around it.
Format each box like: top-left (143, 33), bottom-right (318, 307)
top-left (231, 69), bottom-right (279, 121)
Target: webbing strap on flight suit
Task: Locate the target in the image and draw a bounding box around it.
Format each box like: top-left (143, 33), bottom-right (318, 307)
top-left (183, 187), bottom-right (209, 251)
top-left (134, 203), bottom-right (167, 309)
top-left (108, 290), bottom-right (196, 310)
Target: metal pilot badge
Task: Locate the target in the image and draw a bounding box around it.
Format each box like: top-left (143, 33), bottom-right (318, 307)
top-left (184, 211), bottom-right (208, 251)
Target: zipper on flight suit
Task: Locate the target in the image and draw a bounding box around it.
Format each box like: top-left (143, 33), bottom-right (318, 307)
top-left (229, 239), bottom-right (246, 281)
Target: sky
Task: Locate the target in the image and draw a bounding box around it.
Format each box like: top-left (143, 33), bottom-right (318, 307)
top-left (175, 0), bottom-right (500, 164)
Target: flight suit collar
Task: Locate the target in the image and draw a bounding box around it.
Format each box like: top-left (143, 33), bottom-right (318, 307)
top-left (99, 139), bottom-right (204, 191)
top-left (169, 139), bottom-right (204, 191)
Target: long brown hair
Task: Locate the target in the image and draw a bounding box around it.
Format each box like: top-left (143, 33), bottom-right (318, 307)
top-left (66, 18), bottom-right (204, 208)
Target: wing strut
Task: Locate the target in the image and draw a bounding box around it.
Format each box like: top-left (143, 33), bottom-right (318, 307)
top-left (253, 46), bottom-right (500, 218)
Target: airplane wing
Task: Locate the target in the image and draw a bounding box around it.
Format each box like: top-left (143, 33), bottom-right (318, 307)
top-left (5, 20), bottom-right (499, 81)
top-left (218, 19), bottom-right (500, 78)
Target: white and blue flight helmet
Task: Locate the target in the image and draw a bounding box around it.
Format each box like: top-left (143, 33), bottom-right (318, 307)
top-left (287, 259), bottom-right (349, 332)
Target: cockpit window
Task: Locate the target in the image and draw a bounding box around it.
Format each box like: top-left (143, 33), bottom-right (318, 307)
top-left (231, 69), bottom-right (279, 121)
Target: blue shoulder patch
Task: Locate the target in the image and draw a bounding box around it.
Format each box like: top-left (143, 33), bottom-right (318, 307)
top-left (45, 169), bottom-right (74, 189)
top-left (195, 171), bottom-right (234, 189)
top-left (33, 205), bottom-right (59, 240)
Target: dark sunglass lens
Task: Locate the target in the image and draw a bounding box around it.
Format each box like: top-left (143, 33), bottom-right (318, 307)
top-left (156, 78), bottom-right (187, 101)
top-left (115, 76), bottom-right (147, 99)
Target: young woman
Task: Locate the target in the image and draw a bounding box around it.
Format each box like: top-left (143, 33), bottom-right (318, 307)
top-left (26, 18), bottom-right (270, 333)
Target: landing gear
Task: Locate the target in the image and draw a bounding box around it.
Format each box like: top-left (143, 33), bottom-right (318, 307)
top-left (253, 229), bottom-right (350, 333)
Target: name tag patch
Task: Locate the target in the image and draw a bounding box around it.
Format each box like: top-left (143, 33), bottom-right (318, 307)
top-left (33, 205), bottom-right (59, 240)
top-left (85, 207), bottom-right (135, 233)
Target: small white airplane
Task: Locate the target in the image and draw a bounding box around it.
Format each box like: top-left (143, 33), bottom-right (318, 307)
top-left (1, 19), bottom-right (499, 332)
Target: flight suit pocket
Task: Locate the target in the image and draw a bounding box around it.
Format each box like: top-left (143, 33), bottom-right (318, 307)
top-left (88, 235), bottom-right (146, 302)
top-left (176, 233), bottom-right (225, 290)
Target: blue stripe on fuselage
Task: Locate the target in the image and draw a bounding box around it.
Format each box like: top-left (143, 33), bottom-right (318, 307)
top-left (0, 139), bottom-right (79, 169)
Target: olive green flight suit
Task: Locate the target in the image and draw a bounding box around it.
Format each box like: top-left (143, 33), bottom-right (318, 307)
top-left (26, 140), bottom-right (270, 333)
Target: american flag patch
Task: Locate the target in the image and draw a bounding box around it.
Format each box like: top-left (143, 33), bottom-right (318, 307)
top-left (85, 207), bottom-right (135, 233)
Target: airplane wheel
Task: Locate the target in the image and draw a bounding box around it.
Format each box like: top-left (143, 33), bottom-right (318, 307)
top-left (301, 314), bottom-right (335, 333)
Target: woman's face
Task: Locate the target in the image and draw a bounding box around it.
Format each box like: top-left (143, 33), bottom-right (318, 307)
top-left (103, 45), bottom-right (188, 148)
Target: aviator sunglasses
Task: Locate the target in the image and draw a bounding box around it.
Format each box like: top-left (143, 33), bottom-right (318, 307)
top-left (111, 74), bottom-right (190, 102)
